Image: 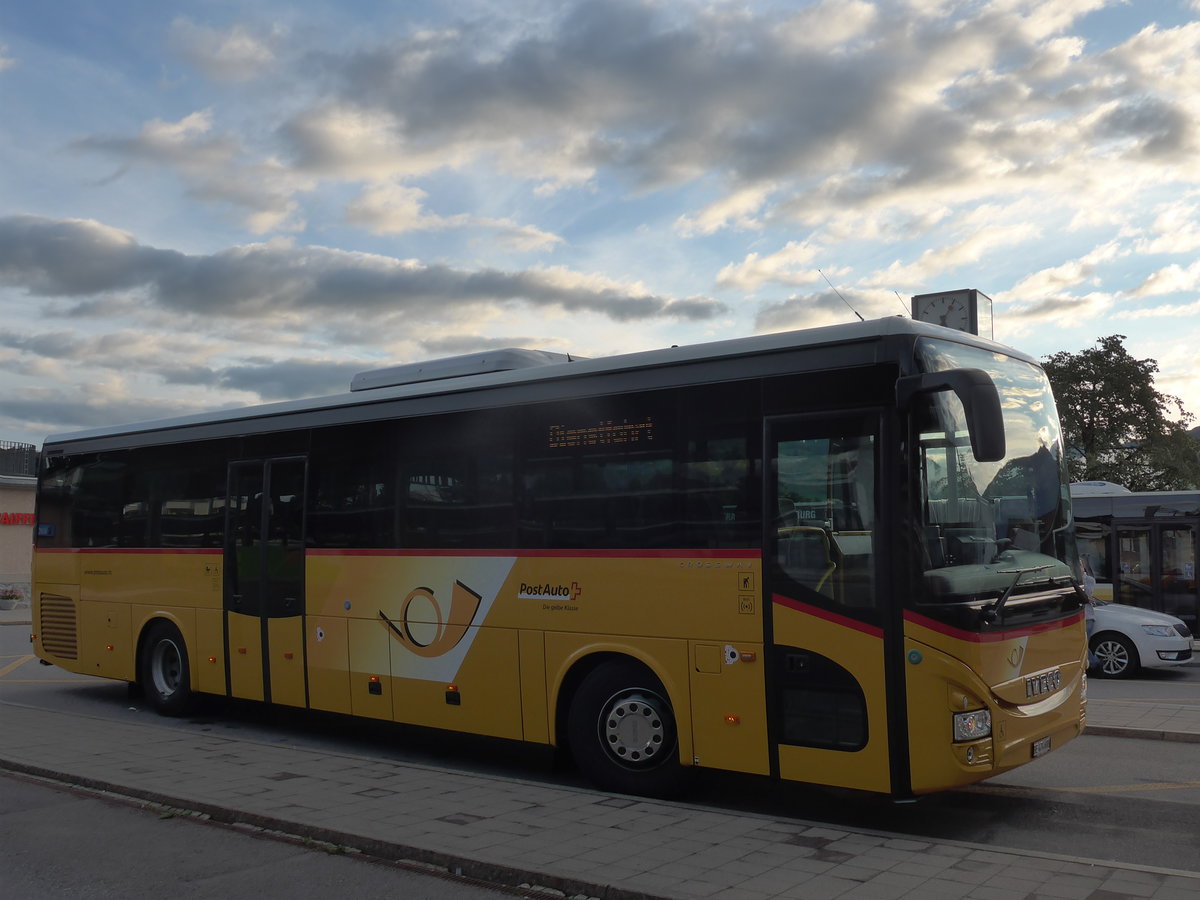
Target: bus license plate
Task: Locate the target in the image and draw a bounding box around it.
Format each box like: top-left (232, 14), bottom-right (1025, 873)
top-left (1032, 736), bottom-right (1051, 758)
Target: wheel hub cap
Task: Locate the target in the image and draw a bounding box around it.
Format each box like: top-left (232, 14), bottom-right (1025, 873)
top-left (603, 693), bottom-right (665, 764)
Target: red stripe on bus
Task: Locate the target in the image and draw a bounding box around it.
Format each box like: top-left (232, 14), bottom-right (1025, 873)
top-left (904, 608), bottom-right (1085, 643)
top-left (307, 548), bottom-right (763, 560)
top-left (771, 593), bottom-right (884, 639)
top-left (35, 547), bottom-right (221, 555)
top-left (36, 546), bottom-right (761, 561)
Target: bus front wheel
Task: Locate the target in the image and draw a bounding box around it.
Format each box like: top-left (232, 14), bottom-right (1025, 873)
top-left (140, 621), bottom-right (194, 716)
top-left (567, 659), bottom-right (686, 797)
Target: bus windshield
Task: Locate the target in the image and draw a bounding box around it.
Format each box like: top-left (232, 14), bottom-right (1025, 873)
top-left (913, 339), bottom-right (1078, 618)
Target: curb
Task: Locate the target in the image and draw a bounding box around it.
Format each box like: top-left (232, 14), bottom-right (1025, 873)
top-left (5, 756), bottom-right (1200, 898)
top-left (1083, 724), bottom-right (1200, 743)
top-left (0, 760), bottom-right (639, 900)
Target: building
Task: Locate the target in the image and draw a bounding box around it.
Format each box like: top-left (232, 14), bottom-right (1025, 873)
top-left (0, 441), bottom-right (37, 609)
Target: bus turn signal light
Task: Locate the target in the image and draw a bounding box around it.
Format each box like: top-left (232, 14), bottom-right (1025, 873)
top-left (725, 714), bottom-right (741, 725)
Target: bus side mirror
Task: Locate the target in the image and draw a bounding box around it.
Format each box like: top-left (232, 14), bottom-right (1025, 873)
top-left (896, 368), bottom-right (1006, 463)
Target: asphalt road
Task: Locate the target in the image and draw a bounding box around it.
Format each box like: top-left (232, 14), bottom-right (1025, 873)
top-left (3, 624), bottom-right (1199, 876)
top-left (1, 773), bottom-right (526, 900)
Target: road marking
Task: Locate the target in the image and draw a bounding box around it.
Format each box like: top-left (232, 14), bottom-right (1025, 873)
top-left (1091, 698), bottom-right (1200, 703)
top-left (1053, 781), bottom-right (1200, 794)
top-left (0, 654), bottom-right (35, 678)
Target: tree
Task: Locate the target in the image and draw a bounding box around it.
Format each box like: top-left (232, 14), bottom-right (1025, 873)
top-left (1042, 335), bottom-right (1200, 491)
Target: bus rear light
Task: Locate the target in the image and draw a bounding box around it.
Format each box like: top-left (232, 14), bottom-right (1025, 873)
top-left (725, 714), bottom-right (741, 725)
top-left (953, 709), bottom-right (992, 742)
top-left (106, 644), bottom-right (114, 651)
top-left (208, 656), bottom-right (217, 664)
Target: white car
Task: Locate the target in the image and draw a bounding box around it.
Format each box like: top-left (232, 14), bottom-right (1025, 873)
top-left (1088, 600), bottom-right (1194, 678)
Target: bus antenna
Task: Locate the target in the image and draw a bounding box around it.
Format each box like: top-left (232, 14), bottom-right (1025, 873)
top-left (818, 269), bottom-right (864, 321)
top-left (894, 290), bottom-right (910, 316)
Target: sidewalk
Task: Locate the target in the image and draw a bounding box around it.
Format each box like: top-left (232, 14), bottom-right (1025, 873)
top-left (3, 607), bottom-right (1200, 899)
top-left (2, 703), bottom-right (1199, 900)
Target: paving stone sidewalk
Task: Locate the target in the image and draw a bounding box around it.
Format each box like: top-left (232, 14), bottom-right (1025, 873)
top-left (2, 702), bottom-right (1199, 900)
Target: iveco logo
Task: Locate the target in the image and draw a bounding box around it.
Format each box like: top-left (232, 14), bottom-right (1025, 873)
top-left (1025, 669), bottom-right (1062, 698)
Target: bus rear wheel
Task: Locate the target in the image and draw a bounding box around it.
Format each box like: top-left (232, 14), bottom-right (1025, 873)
top-left (567, 659), bottom-right (686, 797)
top-left (141, 621), bottom-right (194, 716)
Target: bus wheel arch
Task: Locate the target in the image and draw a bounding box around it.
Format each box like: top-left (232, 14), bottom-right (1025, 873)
top-left (1090, 630), bottom-right (1139, 679)
top-left (138, 618), bottom-right (195, 716)
top-left (563, 655), bottom-right (688, 797)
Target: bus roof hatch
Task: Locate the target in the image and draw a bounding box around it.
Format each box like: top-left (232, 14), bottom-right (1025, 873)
top-left (350, 348), bottom-right (577, 391)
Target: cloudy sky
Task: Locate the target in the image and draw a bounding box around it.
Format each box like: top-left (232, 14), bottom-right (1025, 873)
top-left (2, 0), bottom-right (1200, 445)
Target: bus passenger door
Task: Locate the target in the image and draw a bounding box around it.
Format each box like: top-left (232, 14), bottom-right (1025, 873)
top-left (225, 457), bottom-right (308, 707)
top-left (766, 413), bottom-right (893, 794)
top-left (1116, 524), bottom-right (1199, 634)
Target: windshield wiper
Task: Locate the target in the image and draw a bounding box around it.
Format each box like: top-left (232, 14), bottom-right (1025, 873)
top-left (982, 563), bottom-right (1055, 625)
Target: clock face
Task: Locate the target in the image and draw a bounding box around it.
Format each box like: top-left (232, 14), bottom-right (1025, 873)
top-left (916, 294), bottom-right (971, 331)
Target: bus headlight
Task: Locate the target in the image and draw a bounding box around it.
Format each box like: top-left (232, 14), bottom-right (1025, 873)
top-left (953, 709), bottom-right (992, 742)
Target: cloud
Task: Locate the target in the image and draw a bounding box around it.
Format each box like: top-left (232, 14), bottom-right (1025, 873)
top-left (1114, 298), bottom-right (1200, 320)
top-left (753, 287), bottom-right (894, 333)
top-left (1007, 241), bottom-right (1125, 300)
top-left (1134, 200), bottom-right (1200, 255)
top-left (59, 2), bottom-right (1200, 251)
top-left (1132, 258), bottom-right (1200, 297)
top-left (74, 110), bottom-right (237, 172)
top-left (0, 392), bottom-right (209, 434)
top-left (0, 215), bottom-right (173, 296)
top-left (1092, 96), bottom-right (1194, 160)
top-left (1000, 292), bottom-right (1116, 331)
top-left (0, 214), bottom-right (723, 325)
top-left (864, 223), bottom-right (1042, 288)
top-left (73, 112), bottom-right (312, 233)
top-left (169, 19), bottom-right (279, 82)
top-left (0, 44), bottom-right (17, 71)
top-left (214, 358), bottom-right (365, 400)
top-left (344, 181), bottom-right (563, 250)
top-left (716, 240), bottom-right (825, 291)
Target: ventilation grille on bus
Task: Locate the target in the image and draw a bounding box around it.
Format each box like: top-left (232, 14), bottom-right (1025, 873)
top-left (39, 595), bottom-right (78, 659)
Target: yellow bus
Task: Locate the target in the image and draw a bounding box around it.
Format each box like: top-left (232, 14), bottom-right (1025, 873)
top-left (32, 318), bottom-right (1087, 798)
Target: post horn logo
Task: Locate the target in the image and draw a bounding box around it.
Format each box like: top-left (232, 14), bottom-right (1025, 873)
top-left (378, 580), bottom-right (482, 658)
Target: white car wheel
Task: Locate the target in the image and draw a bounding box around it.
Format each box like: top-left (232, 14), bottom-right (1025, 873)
top-left (1091, 633), bottom-right (1139, 678)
